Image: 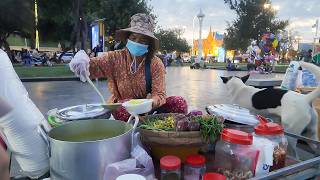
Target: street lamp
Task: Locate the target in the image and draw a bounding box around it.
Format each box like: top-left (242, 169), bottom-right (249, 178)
top-left (197, 9), bottom-right (205, 63)
top-left (295, 35), bottom-right (302, 52)
top-left (264, 3), bottom-right (280, 11)
top-left (34, 0), bottom-right (39, 49)
top-left (264, 3), bottom-right (271, 9)
top-left (272, 5), bottom-right (280, 11)
top-left (192, 16), bottom-right (197, 56)
top-left (312, 19), bottom-right (319, 57)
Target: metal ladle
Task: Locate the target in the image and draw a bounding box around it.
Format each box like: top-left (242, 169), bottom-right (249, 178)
top-left (86, 76), bottom-right (121, 110)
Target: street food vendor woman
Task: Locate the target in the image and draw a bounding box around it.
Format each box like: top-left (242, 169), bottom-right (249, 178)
top-left (70, 13), bottom-right (188, 121)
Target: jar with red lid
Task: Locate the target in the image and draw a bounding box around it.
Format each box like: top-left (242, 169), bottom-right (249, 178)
top-left (160, 155), bottom-right (181, 180)
top-left (202, 172), bottom-right (226, 180)
top-left (213, 128), bottom-right (259, 179)
top-left (184, 154), bottom-right (206, 180)
top-left (254, 116), bottom-right (288, 171)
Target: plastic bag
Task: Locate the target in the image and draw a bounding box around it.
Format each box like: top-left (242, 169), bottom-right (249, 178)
top-left (280, 61), bottom-right (300, 90)
top-left (0, 50), bottom-right (50, 178)
top-left (104, 132), bottom-right (154, 180)
top-left (69, 50), bottom-right (90, 82)
top-left (253, 136), bottom-right (275, 176)
top-left (301, 69), bottom-right (318, 87)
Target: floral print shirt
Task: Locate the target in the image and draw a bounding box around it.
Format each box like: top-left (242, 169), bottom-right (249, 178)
top-left (89, 48), bottom-right (166, 109)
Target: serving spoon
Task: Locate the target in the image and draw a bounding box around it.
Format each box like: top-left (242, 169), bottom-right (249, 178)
top-left (86, 76), bottom-right (121, 110)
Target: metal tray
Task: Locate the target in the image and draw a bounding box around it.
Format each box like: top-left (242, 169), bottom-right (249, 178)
top-left (55, 104), bottom-right (109, 121)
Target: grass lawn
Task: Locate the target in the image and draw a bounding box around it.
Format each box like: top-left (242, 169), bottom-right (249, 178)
top-left (14, 65), bottom-right (74, 78)
top-left (14, 62), bottom-right (288, 79)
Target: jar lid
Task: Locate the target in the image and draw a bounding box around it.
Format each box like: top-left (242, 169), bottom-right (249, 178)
top-left (203, 173), bottom-right (226, 180)
top-left (254, 122), bottom-right (284, 135)
top-left (185, 154), bottom-right (206, 167)
top-left (160, 155), bottom-right (181, 170)
top-left (116, 174), bottom-right (146, 180)
top-left (254, 115), bottom-right (284, 135)
top-left (221, 128), bottom-right (253, 145)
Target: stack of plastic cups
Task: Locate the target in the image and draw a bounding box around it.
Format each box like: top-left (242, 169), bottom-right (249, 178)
top-left (0, 106), bottom-right (50, 178)
top-left (0, 49), bottom-right (50, 178)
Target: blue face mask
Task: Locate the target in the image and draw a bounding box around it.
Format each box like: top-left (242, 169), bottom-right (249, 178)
top-left (126, 39), bottom-right (149, 57)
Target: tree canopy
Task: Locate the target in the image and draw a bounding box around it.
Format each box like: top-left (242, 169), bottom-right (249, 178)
top-left (1, 0), bottom-right (190, 53)
top-left (155, 28), bottom-right (190, 53)
top-left (0, 0), bottom-right (33, 52)
top-left (223, 0), bottom-right (288, 51)
top-left (37, 0), bottom-right (154, 50)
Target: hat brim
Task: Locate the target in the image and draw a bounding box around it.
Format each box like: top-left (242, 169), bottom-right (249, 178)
top-left (116, 27), bottom-right (159, 50)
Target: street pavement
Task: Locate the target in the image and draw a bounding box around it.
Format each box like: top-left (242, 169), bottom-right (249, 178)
top-left (23, 67), bottom-right (284, 114)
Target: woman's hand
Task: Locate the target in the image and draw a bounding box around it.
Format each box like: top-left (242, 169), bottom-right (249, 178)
top-left (69, 50), bottom-right (90, 82)
top-left (146, 93), bottom-right (156, 108)
top-left (0, 145), bottom-right (9, 180)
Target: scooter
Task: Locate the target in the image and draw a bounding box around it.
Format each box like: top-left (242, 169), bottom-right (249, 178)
top-left (31, 54), bottom-right (52, 66)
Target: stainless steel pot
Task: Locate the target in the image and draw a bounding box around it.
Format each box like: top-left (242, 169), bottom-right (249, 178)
top-left (40, 116), bottom-right (138, 180)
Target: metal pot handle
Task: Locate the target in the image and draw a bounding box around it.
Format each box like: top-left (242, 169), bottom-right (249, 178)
top-left (38, 124), bottom-right (51, 158)
top-left (127, 115), bottom-right (139, 130)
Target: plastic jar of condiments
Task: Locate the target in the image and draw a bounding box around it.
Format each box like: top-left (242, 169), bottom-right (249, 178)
top-left (184, 154), bottom-right (206, 180)
top-left (160, 155), bottom-right (181, 180)
top-left (214, 128), bottom-right (259, 179)
top-left (254, 118), bottom-right (288, 171)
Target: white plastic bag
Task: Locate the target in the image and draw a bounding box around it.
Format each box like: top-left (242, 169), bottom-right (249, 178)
top-left (281, 61), bottom-right (300, 90)
top-left (104, 132), bottom-right (155, 180)
top-left (0, 50), bottom-right (50, 178)
top-left (253, 136), bottom-right (275, 176)
top-left (69, 50), bottom-right (90, 82)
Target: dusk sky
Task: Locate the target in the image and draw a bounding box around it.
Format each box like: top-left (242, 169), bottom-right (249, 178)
top-left (149, 0), bottom-right (320, 44)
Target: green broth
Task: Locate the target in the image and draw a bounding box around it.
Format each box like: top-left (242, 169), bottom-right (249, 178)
top-left (60, 129), bottom-right (125, 142)
top-left (49, 120), bottom-right (132, 142)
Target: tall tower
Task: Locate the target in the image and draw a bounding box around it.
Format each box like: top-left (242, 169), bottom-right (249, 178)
top-left (197, 9), bottom-right (205, 63)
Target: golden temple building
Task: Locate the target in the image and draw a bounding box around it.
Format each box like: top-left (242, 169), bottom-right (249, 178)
top-left (192, 27), bottom-right (224, 57)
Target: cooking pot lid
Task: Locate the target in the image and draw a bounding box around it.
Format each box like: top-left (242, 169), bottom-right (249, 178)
top-left (206, 104), bottom-right (259, 126)
top-left (56, 104), bottom-right (109, 120)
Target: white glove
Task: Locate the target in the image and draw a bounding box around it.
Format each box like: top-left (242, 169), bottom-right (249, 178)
top-left (69, 50), bottom-right (90, 82)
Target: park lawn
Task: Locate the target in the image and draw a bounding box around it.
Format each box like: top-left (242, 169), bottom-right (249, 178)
top-left (14, 65), bottom-right (74, 78)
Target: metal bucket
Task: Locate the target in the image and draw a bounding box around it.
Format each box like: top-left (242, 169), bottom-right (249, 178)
top-left (40, 117), bottom-right (138, 180)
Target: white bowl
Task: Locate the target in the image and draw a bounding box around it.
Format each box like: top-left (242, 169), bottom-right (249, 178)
top-left (122, 99), bottom-right (153, 115)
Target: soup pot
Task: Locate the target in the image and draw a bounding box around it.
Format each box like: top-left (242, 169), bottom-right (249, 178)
top-left (39, 116), bottom-right (138, 180)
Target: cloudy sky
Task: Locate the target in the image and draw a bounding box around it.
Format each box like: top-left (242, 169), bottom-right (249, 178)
top-left (149, 0), bottom-right (320, 44)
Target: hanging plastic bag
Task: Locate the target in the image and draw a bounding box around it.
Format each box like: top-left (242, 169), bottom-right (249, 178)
top-left (0, 50), bottom-right (50, 178)
top-left (281, 61), bottom-right (300, 90)
top-left (104, 132), bottom-right (155, 180)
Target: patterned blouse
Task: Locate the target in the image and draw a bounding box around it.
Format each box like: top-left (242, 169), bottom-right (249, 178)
top-left (89, 48), bottom-right (166, 109)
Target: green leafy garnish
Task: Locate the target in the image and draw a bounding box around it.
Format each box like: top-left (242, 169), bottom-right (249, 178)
top-left (190, 115), bottom-right (223, 143)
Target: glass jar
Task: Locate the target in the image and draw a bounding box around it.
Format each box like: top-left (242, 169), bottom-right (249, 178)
top-left (254, 119), bottom-right (288, 171)
top-left (213, 128), bottom-right (259, 179)
top-left (184, 154), bottom-right (206, 180)
top-left (160, 155), bottom-right (181, 180)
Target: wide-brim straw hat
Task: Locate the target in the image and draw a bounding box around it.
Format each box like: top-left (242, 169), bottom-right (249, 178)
top-left (116, 13), bottom-right (159, 50)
